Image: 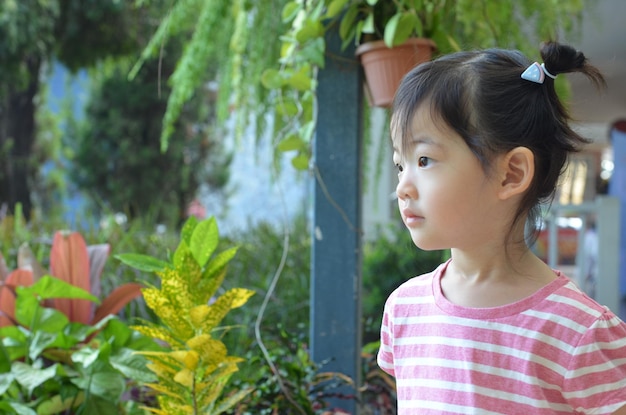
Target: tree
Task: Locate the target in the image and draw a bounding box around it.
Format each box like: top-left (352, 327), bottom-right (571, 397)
top-left (68, 36), bottom-right (230, 224)
top-left (0, 0), bottom-right (146, 219)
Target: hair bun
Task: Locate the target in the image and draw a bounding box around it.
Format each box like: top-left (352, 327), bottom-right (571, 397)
top-left (540, 41), bottom-right (606, 88)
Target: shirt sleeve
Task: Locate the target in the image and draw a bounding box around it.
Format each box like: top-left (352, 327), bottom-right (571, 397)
top-left (377, 290), bottom-right (397, 377)
top-left (564, 309), bottom-right (626, 414)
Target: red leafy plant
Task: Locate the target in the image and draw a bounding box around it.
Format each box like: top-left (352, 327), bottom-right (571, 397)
top-left (0, 230), bottom-right (142, 328)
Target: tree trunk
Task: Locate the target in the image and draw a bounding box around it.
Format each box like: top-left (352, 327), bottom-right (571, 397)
top-left (0, 56), bottom-right (40, 220)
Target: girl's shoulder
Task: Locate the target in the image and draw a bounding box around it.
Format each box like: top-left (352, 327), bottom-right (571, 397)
top-left (547, 273), bottom-right (626, 333)
top-left (387, 262), bottom-right (446, 303)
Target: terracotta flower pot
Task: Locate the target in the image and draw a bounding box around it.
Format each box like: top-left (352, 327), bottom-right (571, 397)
top-left (356, 38), bottom-right (436, 108)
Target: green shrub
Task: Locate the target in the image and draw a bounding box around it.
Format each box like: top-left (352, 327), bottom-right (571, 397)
top-left (362, 225), bottom-right (446, 343)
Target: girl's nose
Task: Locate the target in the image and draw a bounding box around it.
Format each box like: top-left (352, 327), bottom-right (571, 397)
top-left (396, 170), bottom-right (417, 201)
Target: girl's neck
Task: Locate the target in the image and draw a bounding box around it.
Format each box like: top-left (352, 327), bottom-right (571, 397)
top-left (442, 246), bottom-right (557, 308)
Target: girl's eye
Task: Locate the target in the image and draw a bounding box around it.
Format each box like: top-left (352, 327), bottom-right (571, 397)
top-left (418, 156), bottom-right (430, 167)
top-left (395, 163), bottom-right (404, 173)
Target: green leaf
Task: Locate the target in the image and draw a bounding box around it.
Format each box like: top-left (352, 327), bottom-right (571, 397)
top-left (190, 217), bottom-right (219, 268)
top-left (180, 216), bottom-right (199, 247)
top-left (326, 0), bottom-right (350, 18)
top-left (295, 19), bottom-right (323, 44)
top-left (300, 38), bottom-right (325, 68)
top-left (19, 275), bottom-right (99, 302)
top-left (0, 372), bottom-right (14, 396)
top-left (115, 253), bottom-right (170, 273)
top-left (288, 71), bottom-right (312, 91)
top-left (277, 134), bottom-right (306, 152)
top-left (0, 335), bottom-right (15, 372)
top-left (261, 68), bottom-right (284, 89)
top-left (276, 99), bottom-right (299, 117)
top-left (8, 402), bottom-right (36, 415)
top-left (210, 388), bottom-right (253, 414)
top-left (200, 246), bottom-right (238, 302)
top-left (109, 348), bottom-right (157, 383)
top-left (76, 394), bottom-right (119, 415)
top-left (72, 346), bottom-right (101, 369)
top-left (12, 361), bottom-right (58, 396)
top-left (383, 13), bottom-right (401, 47)
top-left (31, 308), bottom-right (69, 333)
top-left (385, 12), bottom-right (420, 46)
top-left (72, 366), bottom-right (125, 402)
top-left (28, 331), bottom-right (58, 361)
top-left (281, 1), bottom-right (300, 22)
top-left (36, 393), bottom-right (84, 415)
top-left (15, 298), bottom-right (70, 331)
top-left (291, 153), bottom-right (310, 170)
top-left (362, 13), bottom-right (375, 34)
top-left (339, 4), bottom-right (359, 42)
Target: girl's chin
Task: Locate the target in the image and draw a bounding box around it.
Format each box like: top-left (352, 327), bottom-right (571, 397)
top-left (408, 233), bottom-right (445, 252)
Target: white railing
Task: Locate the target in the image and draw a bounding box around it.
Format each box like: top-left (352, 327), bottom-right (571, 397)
top-left (542, 196), bottom-right (621, 313)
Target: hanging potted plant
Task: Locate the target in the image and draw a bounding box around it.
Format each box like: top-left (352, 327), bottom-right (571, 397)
top-left (261, 0), bottom-right (461, 168)
top-left (341, 0), bottom-right (451, 107)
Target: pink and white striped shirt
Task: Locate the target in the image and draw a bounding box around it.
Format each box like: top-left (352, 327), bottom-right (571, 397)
top-left (378, 260), bottom-right (626, 414)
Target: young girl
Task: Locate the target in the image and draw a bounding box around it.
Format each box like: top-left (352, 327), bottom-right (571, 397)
top-left (377, 41), bottom-right (626, 414)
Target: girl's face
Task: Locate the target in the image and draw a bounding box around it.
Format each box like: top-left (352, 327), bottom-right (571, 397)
top-left (392, 106), bottom-right (502, 251)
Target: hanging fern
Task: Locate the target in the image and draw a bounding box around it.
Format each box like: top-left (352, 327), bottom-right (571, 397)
top-left (131, 0), bottom-right (289, 152)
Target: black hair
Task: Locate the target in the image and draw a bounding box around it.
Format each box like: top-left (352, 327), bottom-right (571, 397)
top-left (391, 41), bottom-right (605, 246)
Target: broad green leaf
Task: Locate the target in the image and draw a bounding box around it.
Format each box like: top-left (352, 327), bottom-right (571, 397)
top-left (71, 366), bottom-right (125, 402)
top-left (281, 1), bottom-right (300, 22)
top-left (29, 307), bottom-right (69, 334)
top-left (15, 300), bottom-right (69, 335)
top-left (288, 71), bottom-right (312, 91)
top-left (202, 246), bottom-right (239, 303)
top-left (109, 348), bottom-right (157, 383)
top-left (210, 388), bottom-right (253, 415)
top-left (72, 346), bottom-right (100, 369)
top-left (28, 330), bottom-right (58, 361)
top-left (295, 19), bottom-right (323, 44)
top-left (12, 361), bottom-right (58, 395)
top-left (383, 13), bottom-right (401, 47)
top-left (190, 217), bottom-right (219, 268)
top-left (101, 318), bottom-right (131, 348)
top-left (362, 13), bottom-right (375, 34)
top-left (300, 120), bottom-right (316, 142)
top-left (0, 372), bottom-right (14, 395)
top-left (292, 153), bottom-right (310, 170)
top-left (261, 68), bottom-right (284, 89)
top-left (115, 253), bottom-right (170, 273)
top-left (276, 99), bottom-right (299, 117)
top-left (277, 134), bottom-right (306, 152)
top-left (180, 216), bottom-right (198, 247)
top-left (198, 268), bottom-right (227, 306)
top-left (18, 275), bottom-right (99, 303)
top-left (8, 402), bottom-right (36, 415)
top-left (326, 0), bottom-right (350, 18)
top-left (172, 241), bottom-right (192, 270)
top-left (36, 392), bottom-right (85, 415)
top-left (75, 394), bottom-right (120, 415)
top-left (300, 38), bottom-right (325, 68)
top-left (339, 4), bottom-right (359, 42)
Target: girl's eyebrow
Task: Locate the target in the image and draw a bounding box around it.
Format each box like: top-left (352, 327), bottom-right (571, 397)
top-left (392, 137), bottom-right (442, 152)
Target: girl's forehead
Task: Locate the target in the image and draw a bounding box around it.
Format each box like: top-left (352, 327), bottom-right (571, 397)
top-left (391, 105), bottom-right (450, 149)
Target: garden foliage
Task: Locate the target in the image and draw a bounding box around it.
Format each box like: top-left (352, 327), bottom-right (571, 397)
top-left (117, 216), bottom-right (255, 415)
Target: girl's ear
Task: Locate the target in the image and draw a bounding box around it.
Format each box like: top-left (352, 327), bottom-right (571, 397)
top-left (497, 146), bottom-right (534, 200)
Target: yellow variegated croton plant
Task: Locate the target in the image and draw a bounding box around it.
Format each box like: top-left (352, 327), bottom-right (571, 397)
top-left (116, 216), bottom-right (254, 415)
